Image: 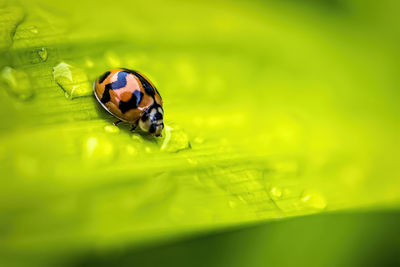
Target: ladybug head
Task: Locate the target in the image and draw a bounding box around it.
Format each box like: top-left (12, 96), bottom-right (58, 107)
top-left (139, 104), bottom-right (164, 137)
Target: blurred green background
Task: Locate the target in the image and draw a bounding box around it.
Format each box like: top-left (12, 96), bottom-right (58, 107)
top-left (0, 0), bottom-right (399, 266)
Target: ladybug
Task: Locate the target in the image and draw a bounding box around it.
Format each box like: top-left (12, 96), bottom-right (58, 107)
top-left (94, 68), bottom-right (164, 137)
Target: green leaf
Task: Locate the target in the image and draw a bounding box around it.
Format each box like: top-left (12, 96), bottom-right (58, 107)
top-left (0, 0), bottom-right (399, 266)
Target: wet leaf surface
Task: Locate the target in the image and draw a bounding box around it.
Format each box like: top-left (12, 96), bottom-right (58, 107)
top-left (0, 0), bottom-right (399, 266)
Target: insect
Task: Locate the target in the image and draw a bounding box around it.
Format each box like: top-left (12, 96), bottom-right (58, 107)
top-left (93, 68), bottom-right (164, 137)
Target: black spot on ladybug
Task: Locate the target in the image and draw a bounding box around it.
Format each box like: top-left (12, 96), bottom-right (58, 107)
top-left (123, 69), bottom-right (155, 96)
top-left (149, 124), bottom-right (156, 134)
top-left (119, 90), bottom-right (144, 114)
top-left (101, 71), bottom-right (129, 103)
top-left (101, 85), bottom-right (111, 103)
top-left (98, 71), bottom-right (111, 84)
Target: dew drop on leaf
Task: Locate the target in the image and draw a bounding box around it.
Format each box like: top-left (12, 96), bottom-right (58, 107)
top-left (125, 144), bottom-right (136, 155)
top-left (131, 134), bottom-right (144, 143)
top-left (270, 186), bottom-right (282, 199)
top-left (0, 66), bottom-right (34, 100)
top-left (53, 62), bottom-right (92, 99)
top-left (228, 200), bottom-right (237, 208)
top-left (301, 190), bottom-right (327, 210)
top-left (29, 26), bottom-right (38, 34)
top-left (37, 47), bottom-right (48, 61)
top-left (0, 6), bottom-right (24, 50)
top-left (160, 125), bottom-right (191, 152)
top-left (104, 125), bottom-right (120, 134)
top-left (83, 136), bottom-right (114, 160)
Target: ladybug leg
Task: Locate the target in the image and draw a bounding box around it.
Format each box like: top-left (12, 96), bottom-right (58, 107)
top-left (130, 122), bottom-right (138, 132)
top-left (113, 119), bottom-right (122, 126)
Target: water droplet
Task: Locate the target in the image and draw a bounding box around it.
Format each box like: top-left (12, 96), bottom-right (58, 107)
top-left (270, 187), bottom-right (282, 199)
top-left (0, 66), bottom-right (33, 100)
top-left (301, 190), bottom-right (327, 210)
top-left (29, 26), bottom-right (38, 34)
top-left (0, 6), bottom-right (24, 50)
top-left (37, 47), bottom-right (47, 61)
top-left (104, 125), bottom-right (120, 134)
top-left (83, 136), bottom-right (114, 159)
top-left (53, 62), bottom-right (91, 99)
top-left (125, 144), bottom-right (136, 155)
top-left (160, 125), bottom-right (191, 152)
top-left (131, 134), bottom-right (144, 143)
top-left (228, 200), bottom-right (237, 208)
top-left (105, 51), bottom-right (121, 67)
